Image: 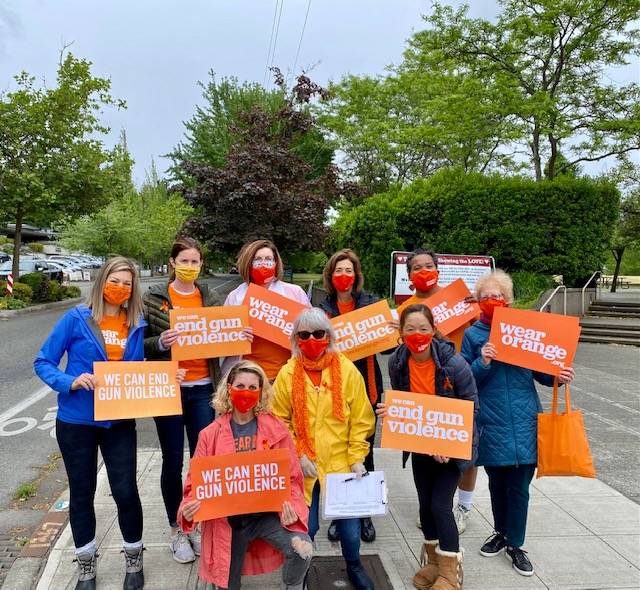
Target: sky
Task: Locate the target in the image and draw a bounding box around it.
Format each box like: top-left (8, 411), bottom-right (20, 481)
top-left (0, 0), bottom-right (637, 184)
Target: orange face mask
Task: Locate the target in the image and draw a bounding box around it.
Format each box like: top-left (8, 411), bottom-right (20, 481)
top-left (411, 269), bottom-right (439, 292)
top-left (103, 283), bottom-right (132, 306)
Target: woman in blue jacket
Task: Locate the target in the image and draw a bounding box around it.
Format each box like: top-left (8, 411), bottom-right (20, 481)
top-left (461, 270), bottom-right (574, 578)
top-left (34, 256), bottom-right (148, 590)
top-left (381, 304), bottom-right (478, 590)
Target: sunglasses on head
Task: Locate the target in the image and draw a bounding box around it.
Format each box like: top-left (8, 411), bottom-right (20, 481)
top-left (297, 330), bottom-right (326, 341)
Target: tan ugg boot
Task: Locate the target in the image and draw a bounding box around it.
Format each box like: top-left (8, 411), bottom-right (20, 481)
top-left (412, 540), bottom-right (439, 590)
top-left (430, 546), bottom-right (463, 590)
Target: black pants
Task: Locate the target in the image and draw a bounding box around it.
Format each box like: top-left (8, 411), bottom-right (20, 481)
top-left (412, 453), bottom-right (460, 552)
top-left (56, 419), bottom-right (143, 548)
top-left (485, 464), bottom-right (536, 548)
top-left (154, 383), bottom-right (214, 527)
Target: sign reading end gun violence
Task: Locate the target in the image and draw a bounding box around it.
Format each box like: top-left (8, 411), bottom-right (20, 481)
top-left (169, 306), bottom-right (251, 361)
top-left (381, 390), bottom-right (474, 459)
top-left (94, 361), bottom-right (182, 420)
top-left (190, 448), bottom-right (291, 522)
top-left (331, 300), bottom-right (399, 361)
top-left (489, 307), bottom-right (581, 376)
top-left (426, 279), bottom-right (480, 336)
top-left (242, 284), bottom-right (307, 350)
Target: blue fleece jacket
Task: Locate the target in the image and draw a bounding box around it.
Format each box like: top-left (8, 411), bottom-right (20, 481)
top-left (461, 319), bottom-right (554, 466)
top-left (34, 305), bottom-right (146, 428)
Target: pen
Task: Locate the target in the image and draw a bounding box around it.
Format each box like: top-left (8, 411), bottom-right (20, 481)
top-left (343, 471), bottom-right (370, 482)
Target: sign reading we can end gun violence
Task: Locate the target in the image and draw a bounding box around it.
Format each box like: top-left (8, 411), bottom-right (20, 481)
top-left (381, 390), bottom-right (474, 460)
top-left (331, 300), bottom-right (398, 361)
top-left (242, 284), bottom-right (307, 350)
top-left (425, 278), bottom-right (480, 336)
top-left (190, 448), bottom-right (291, 522)
top-left (94, 361), bottom-right (182, 420)
top-left (169, 306), bottom-right (251, 361)
top-left (489, 307), bottom-right (581, 376)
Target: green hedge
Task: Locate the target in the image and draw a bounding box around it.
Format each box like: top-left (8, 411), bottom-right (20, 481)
top-left (0, 281), bottom-right (33, 303)
top-left (331, 170), bottom-right (619, 295)
top-left (19, 273), bottom-right (52, 303)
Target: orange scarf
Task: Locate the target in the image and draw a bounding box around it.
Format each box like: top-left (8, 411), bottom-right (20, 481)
top-left (366, 356), bottom-right (378, 405)
top-left (292, 352), bottom-right (345, 460)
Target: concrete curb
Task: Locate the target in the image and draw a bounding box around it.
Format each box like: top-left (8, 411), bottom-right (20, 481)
top-left (0, 298), bottom-right (84, 320)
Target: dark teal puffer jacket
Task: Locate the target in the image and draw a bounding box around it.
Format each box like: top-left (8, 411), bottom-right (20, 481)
top-left (461, 320), bottom-right (554, 467)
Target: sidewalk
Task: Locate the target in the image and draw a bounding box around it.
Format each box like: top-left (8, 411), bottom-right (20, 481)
top-left (28, 449), bottom-right (640, 590)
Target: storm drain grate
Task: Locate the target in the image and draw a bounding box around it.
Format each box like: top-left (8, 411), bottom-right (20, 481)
top-left (306, 554), bottom-right (393, 590)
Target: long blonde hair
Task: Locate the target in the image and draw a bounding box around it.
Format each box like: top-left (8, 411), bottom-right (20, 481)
top-left (213, 361), bottom-right (274, 415)
top-left (88, 256), bottom-right (143, 328)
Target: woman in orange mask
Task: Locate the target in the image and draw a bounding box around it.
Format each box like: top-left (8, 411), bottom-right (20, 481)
top-left (143, 236), bottom-right (221, 564)
top-left (34, 257), bottom-right (151, 590)
top-left (221, 239), bottom-right (310, 381)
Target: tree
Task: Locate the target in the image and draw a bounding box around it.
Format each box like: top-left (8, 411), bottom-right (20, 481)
top-left (0, 52), bottom-right (126, 278)
top-left (413, 0), bottom-right (640, 180)
top-left (178, 71), bottom-right (347, 256)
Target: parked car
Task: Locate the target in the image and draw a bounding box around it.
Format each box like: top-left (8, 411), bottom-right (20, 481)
top-left (0, 253), bottom-right (10, 264)
top-left (0, 258), bottom-right (63, 283)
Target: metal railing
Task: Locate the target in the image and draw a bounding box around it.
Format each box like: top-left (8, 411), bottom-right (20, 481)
top-left (539, 285), bottom-right (567, 315)
top-left (581, 271), bottom-right (601, 316)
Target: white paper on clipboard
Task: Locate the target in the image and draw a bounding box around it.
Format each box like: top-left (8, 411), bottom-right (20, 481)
top-left (322, 471), bottom-right (388, 520)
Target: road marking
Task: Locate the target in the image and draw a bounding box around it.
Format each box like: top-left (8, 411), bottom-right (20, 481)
top-left (0, 385), bottom-right (52, 424)
top-left (212, 278), bottom-right (237, 292)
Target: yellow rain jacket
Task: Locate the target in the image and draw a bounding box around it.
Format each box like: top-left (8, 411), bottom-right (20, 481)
top-left (272, 353), bottom-right (375, 504)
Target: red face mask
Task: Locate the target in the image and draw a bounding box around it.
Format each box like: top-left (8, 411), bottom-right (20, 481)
top-left (403, 332), bottom-right (433, 354)
top-left (298, 337), bottom-right (329, 360)
top-left (229, 387), bottom-right (260, 413)
top-left (479, 297), bottom-right (507, 319)
top-left (411, 269), bottom-right (439, 292)
top-left (250, 266), bottom-right (276, 286)
top-left (332, 274), bottom-right (355, 292)
top-left (103, 283), bottom-right (132, 306)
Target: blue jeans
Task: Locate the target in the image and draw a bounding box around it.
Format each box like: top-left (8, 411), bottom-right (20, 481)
top-left (308, 481), bottom-right (361, 562)
top-left (154, 383), bottom-right (214, 527)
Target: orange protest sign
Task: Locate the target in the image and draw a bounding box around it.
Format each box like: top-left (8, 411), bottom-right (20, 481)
top-left (93, 361), bottom-right (182, 420)
top-left (331, 300), bottom-right (399, 361)
top-left (488, 307), bottom-right (581, 376)
top-left (190, 448), bottom-right (291, 522)
top-left (169, 306), bottom-right (251, 361)
top-left (242, 284), bottom-right (307, 350)
top-left (425, 278), bottom-right (480, 336)
top-left (381, 390), bottom-right (474, 459)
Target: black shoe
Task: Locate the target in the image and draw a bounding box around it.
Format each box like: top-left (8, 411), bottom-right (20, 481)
top-left (480, 532), bottom-right (506, 557)
top-left (505, 545), bottom-right (534, 576)
top-left (123, 547), bottom-right (144, 590)
top-left (327, 520), bottom-right (339, 542)
top-left (346, 560), bottom-right (374, 590)
top-left (360, 517), bottom-right (376, 543)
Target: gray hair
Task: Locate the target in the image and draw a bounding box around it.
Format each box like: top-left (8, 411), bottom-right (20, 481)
top-left (290, 307), bottom-right (337, 357)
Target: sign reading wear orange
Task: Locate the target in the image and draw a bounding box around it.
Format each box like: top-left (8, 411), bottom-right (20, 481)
top-left (169, 306), bottom-right (251, 361)
top-left (242, 284), bottom-right (307, 350)
top-left (424, 279), bottom-right (480, 336)
top-left (381, 390), bottom-right (474, 459)
top-left (93, 361), bottom-right (182, 420)
top-left (190, 448), bottom-right (291, 522)
top-left (331, 300), bottom-right (399, 361)
top-left (489, 307), bottom-right (581, 376)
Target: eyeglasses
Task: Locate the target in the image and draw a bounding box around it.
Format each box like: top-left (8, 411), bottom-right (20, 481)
top-left (252, 258), bottom-right (275, 268)
top-left (479, 294), bottom-right (505, 301)
top-left (297, 330), bottom-right (327, 340)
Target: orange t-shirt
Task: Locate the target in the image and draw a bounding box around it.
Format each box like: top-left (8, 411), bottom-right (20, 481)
top-left (100, 312), bottom-right (128, 361)
top-left (246, 336), bottom-right (292, 381)
top-left (169, 284), bottom-right (210, 383)
top-left (305, 369), bottom-right (323, 388)
top-left (408, 356), bottom-right (436, 396)
top-left (337, 299), bottom-right (356, 315)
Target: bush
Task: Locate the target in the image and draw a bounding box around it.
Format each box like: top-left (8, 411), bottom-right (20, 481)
top-left (332, 169), bottom-right (620, 295)
top-left (511, 272), bottom-right (555, 309)
top-left (27, 243), bottom-right (44, 253)
top-left (0, 296), bottom-right (27, 310)
top-left (19, 272), bottom-right (51, 303)
top-left (286, 251), bottom-right (329, 273)
top-left (47, 280), bottom-right (64, 302)
top-left (0, 281), bottom-right (33, 303)
top-left (61, 285), bottom-right (82, 299)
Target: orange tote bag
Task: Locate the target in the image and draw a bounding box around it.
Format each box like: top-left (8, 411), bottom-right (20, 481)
top-left (537, 381), bottom-right (596, 479)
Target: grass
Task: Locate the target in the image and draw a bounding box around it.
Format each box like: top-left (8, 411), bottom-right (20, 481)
top-left (14, 483), bottom-right (37, 502)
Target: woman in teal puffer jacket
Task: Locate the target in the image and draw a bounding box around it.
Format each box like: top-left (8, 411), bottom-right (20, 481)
top-left (461, 270), bottom-right (575, 579)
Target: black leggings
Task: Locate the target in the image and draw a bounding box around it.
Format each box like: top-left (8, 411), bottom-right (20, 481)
top-left (56, 419), bottom-right (143, 548)
top-left (411, 453), bottom-right (460, 552)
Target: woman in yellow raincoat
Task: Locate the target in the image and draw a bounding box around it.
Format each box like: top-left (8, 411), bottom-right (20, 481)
top-left (272, 308), bottom-right (375, 590)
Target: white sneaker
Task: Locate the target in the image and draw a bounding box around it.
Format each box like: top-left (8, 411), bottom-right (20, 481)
top-left (454, 503), bottom-right (471, 534)
top-left (170, 530), bottom-right (196, 563)
top-left (188, 527), bottom-right (201, 557)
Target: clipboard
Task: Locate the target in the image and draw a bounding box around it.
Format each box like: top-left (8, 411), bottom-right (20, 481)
top-left (321, 471), bottom-right (388, 520)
